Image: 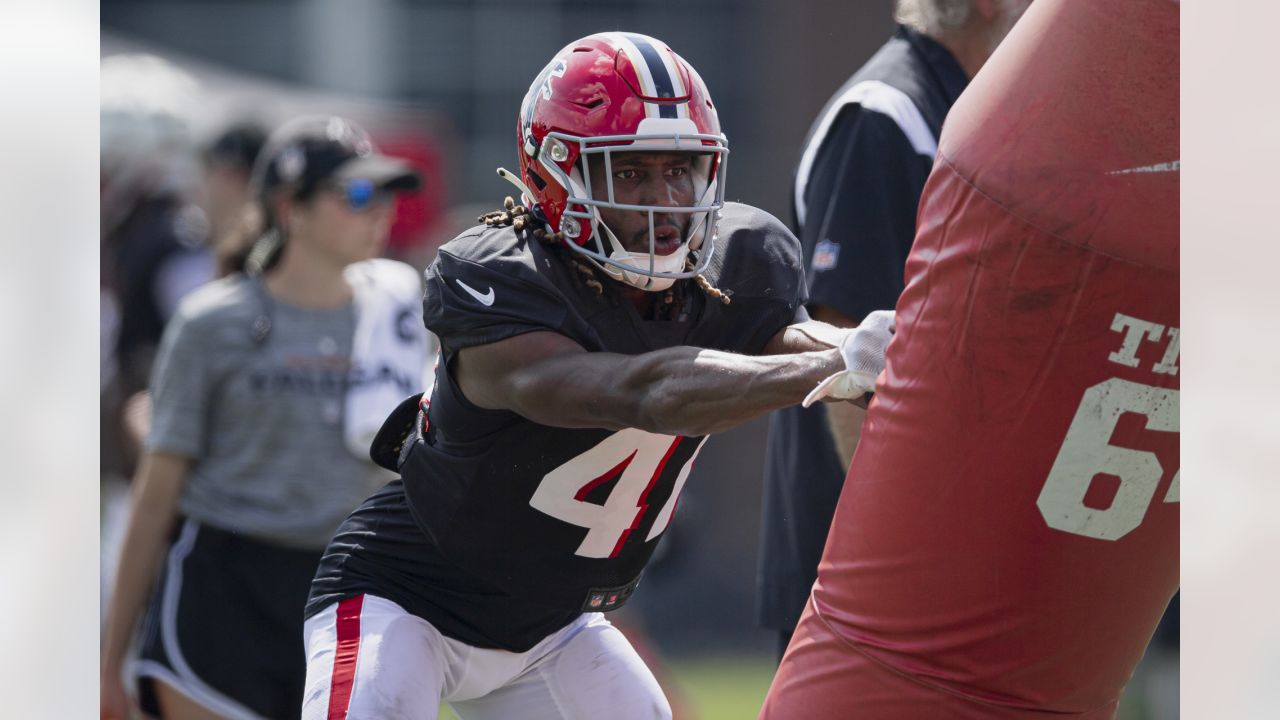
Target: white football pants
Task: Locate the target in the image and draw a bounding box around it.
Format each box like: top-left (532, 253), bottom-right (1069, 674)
top-left (302, 594), bottom-right (671, 720)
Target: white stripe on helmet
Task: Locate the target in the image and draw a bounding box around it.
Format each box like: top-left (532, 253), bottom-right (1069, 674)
top-left (607, 33), bottom-right (659, 118)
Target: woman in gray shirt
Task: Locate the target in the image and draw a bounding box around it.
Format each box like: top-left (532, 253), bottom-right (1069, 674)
top-left (101, 116), bottom-right (427, 720)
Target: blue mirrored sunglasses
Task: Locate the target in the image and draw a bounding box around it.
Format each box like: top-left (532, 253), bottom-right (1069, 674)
top-left (331, 178), bottom-right (391, 211)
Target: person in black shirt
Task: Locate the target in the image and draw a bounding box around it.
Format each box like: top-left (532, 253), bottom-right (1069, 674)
top-left (757, 0), bottom-right (1032, 660)
top-left (302, 32), bottom-right (894, 720)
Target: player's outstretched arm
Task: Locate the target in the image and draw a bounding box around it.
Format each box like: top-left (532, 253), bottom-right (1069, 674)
top-left (763, 310), bottom-right (896, 408)
top-left (454, 330), bottom-right (844, 437)
top-left (762, 317), bottom-right (850, 355)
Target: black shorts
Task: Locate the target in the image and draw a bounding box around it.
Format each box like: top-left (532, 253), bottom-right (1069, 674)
top-left (133, 518), bottom-right (322, 719)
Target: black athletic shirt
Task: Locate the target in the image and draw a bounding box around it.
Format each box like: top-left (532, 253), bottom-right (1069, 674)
top-left (757, 25), bottom-right (969, 633)
top-left (308, 201), bottom-right (805, 651)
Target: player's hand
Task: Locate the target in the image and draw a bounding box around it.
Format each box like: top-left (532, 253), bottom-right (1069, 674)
top-left (100, 669), bottom-right (133, 720)
top-left (802, 310), bottom-right (894, 408)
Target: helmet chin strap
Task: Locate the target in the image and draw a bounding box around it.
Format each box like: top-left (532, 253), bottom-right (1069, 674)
top-left (608, 243), bottom-right (688, 292)
top-left (684, 174), bottom-right (718, 252)
top-left (592, 211), bottom-right (690, 292)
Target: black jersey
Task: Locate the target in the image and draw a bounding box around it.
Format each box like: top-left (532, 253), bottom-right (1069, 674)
top-left (308, 201), bottom-right (805, 651)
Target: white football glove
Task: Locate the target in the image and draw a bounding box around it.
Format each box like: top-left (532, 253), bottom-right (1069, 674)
top-left (802, 310), bottom-right (895, 408)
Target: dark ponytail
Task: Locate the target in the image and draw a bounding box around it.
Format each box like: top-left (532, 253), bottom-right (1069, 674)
top-left (220, 196), bottom-right (287, 277)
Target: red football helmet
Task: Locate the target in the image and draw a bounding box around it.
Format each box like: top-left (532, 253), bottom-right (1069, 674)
top-left (512, 32), bottom-right (729, 291)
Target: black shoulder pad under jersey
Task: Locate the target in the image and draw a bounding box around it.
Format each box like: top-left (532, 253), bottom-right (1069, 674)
top-left (424, 224), bottom-right (569, 357)
top-left (703, 202), bottom-right (807, 311)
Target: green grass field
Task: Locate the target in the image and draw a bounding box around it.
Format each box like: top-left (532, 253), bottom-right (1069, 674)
top-left (437, 649), bottom-right (1174, 718)
top-left (667, 655), bottom-right (776, 719)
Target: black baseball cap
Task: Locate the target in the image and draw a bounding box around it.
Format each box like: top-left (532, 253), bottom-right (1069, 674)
top-left (203, 121), bottom-right (268, 171)
top-left (250, 115), bottom-right (421, 201)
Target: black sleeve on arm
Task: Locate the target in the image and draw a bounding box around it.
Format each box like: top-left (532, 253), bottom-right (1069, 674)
top-left (800, 107), bottom-right (935, 323)
top-left (424, 246), bottom-right (568, 359)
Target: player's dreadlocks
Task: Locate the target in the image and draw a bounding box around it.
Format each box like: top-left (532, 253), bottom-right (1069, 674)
top-left (479, 196), bottom-right (603, 296)
top-left (478, 196), bottom-right (730, 310)
top-left (478, 196), bottom-right (535, 233)
top-left (689, 257), bottom-right (730, 305)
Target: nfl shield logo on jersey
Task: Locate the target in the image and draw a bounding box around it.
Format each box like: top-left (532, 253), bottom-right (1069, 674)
top-left (813, 239), bottom-right (840, 271)
top-left (588, 593), bottom-right (605, 609)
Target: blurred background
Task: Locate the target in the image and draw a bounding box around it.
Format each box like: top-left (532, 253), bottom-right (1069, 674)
top-left (99, 1), bottom-right (1178, 718)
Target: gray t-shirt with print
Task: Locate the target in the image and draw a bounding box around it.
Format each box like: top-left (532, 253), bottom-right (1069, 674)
top-left (147, 275), bottom-right (391, 549)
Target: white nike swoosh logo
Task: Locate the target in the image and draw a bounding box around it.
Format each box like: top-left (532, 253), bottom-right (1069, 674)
top-left (455, 278), bottom-right (495, 306)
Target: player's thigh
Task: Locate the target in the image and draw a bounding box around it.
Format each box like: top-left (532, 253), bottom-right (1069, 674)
top-left (302, 594), bottom-right (448, 720)
top-left (452, 614), bottom-right (670, 720)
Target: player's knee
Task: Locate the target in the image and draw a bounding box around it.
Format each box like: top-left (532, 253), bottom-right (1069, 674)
top-left (553, 619), bottom-right (672, 719)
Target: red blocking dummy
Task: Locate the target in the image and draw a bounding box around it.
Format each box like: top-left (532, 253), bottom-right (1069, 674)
top-left (761, 0), bottom-right (1179, 718)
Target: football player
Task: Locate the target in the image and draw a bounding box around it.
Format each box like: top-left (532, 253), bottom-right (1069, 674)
top-left (300, 32), bottom-right (893, 720)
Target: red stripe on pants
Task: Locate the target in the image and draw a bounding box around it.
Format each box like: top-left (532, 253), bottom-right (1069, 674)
top-left (327, 595), bottom-right (365, 720)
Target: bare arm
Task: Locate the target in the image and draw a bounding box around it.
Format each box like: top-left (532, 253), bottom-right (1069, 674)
top-left (454, 329), bottom-right (844, 438)
top-left (100, 452), bottom-right (189, 686)
top-left (761, 311), bottom-right (850, 355)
